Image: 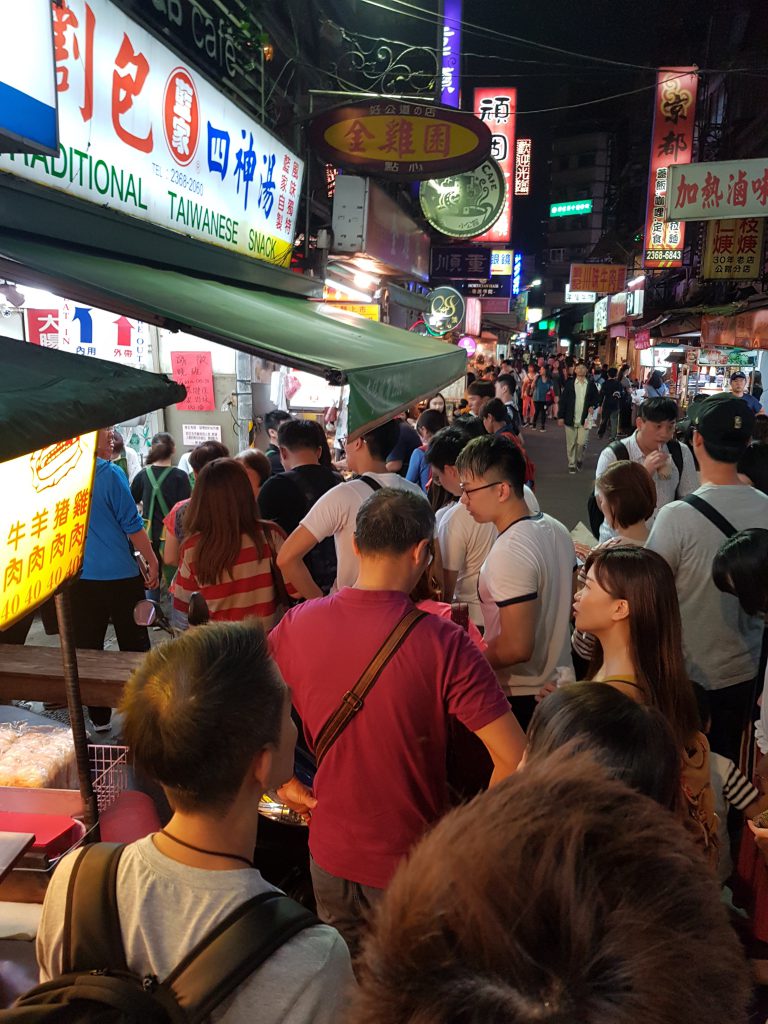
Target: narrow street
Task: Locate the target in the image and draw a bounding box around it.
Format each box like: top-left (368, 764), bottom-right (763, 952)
top-left (520, 419), bottom-right (602, 531)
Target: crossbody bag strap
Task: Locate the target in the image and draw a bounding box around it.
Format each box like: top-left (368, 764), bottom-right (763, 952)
top-left (314, 607), bottom-right (426, 768)
top-left (359, 474), bottom-right (383, 492)
top-left (681, 494), bottom-right (737, 537)
top-left (63, 843), bottom-right (127, 974)
top-left (164, 891), bottom-right (318, 1024)
top-left (667, 440), bottom-right (684, 498)
top-left (261, 522), bottom-right (291, 608)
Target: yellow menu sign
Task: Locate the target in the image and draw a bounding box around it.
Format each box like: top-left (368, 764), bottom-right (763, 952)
top-left (0, 433), bottom-right (97, 628)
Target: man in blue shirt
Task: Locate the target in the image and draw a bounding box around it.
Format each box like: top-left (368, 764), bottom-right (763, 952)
top-left (71, 428), bottom-right (159, 732)
top-left (730, 371), bottom-right (764, 416)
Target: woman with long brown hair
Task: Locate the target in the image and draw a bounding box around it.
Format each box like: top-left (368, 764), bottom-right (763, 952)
top-left (572, 545), bottom-right (717, 859)
top-left (171, 458), bottom-right (292, 630)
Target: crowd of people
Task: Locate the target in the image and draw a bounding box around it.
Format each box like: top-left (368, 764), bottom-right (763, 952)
top-left (12, 348), bottom-right (768, 1023)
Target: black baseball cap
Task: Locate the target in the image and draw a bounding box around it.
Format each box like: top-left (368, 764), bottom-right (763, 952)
top-left (730, 371), bottom-right (747, 382)
top-left (691, 394), bottom-right (755, 446)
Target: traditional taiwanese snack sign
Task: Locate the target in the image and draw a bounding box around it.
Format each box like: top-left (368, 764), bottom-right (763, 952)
top-left (702, 218), bottom-right (764, 280)
top-left (0, 432), bottom-right (97, 629)
top-left (308, 100), bottom-right (491, 181)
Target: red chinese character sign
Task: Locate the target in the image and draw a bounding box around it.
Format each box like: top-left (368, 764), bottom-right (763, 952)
top-left (643, 67), bottom-right (698, 269)
top-left (667, 158), bottom-right (768, 222)
top-left (569, 264), bottom-right (627, 294)
top-left (163, 67), bottom-right (199, 166)
top-left (702, 218), bottom-right (764, 280)
top-left (472, 88), bottom-right (516, 243)
top-left (170, 351), bottom-right (215, 411)
top-left (308, 100), bottom-right (491, 181)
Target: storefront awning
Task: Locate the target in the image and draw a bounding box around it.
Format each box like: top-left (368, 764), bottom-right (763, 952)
top-left (0, 232), bottom-right (466, 437)
top-left (0, 334), bottom-right (186, 462)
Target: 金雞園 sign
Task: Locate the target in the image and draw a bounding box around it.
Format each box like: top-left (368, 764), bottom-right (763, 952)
top-left (171, 350), bottom-right (215, 411)
top-left (702, 218), bottom-right (764, 280)
top-left (425, 285), bottom-right (465, 335)
top-left (668, 159), bottom-right (768, 222)
top-left (643, 68), bottom-right (698, 268)
top-left (308, 100), bottom-right (491, 182)
top-left (430, 246), bottom-right (491, 279)
top-left (0, 0), bottom-right (58, 155)
top-left (26, 302), bottom-right (152, 368)
top-left (514, 138), bottom-right (531, 196)
top-left (0, 0), bottom-right (303, 268)
top-left (570, 264), bottom-right (626, 294)
top-left (550, 199), bottom-right (592, 217)
top-left (472, 87), bottom-right (516, 242)
top-left (0, 431), bottom-right (96, 628)
top-left (420, 160), bottom-right (505, 238)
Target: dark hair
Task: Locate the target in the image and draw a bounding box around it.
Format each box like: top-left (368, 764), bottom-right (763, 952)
top-left (111, 432), bottom-right (125, 455)
top-left (480, 398), bottom-right (510, 426)
top-left (264, 409), bottom-right (292, 433)
top-left (236, 448), bottom-right (272, 485)
top-left (751, 417), bottom-right (768, 445)
top-left (639, 397), bottom-right (679, 423)
top-left (450, 413), bottom-right (486, 439)
top-left (361, 420), bottom-right (401, 461)
top-left (607, 366), bottom-right (618, 379)
top-left (183, 459), bottom-right (266, 585)
top-left (455, 435), bottom-right (525, 499)
top-left (188, 441), bottom-right (230, 474)
top-left (712, 528), bottom-right (768, 616)
top-left (146, 431), bottom-right (175, 464)
top-left (416, 409), bottom-right (448, 436)
top-left (527, 684), bottom-right (680, 810)
top-left (466, 381), bottom-right (495, 399)
top-left (737, 443), bottom-right (768, 493)
top-left (692, 682), bottom-right (711, 734)
top-left (352, 750), bottom-right (750, 1024)
top-left (425, 426), bottom-right (471, 470)
top-left (700, 434), bottom-right (751, 465)
top-left (277, 418), bottom-right (324, 453)
top-left (429, 392), bottom-right (446, 412)
top-left (495, 373), bottom-right (516, 395)
top-left (595, 461), bottom-right (656, 529)
top-left (584, 547), bottom-right (699, 749)
top-left (120, 623), bottom-right (286, 812)
top-left (355, 488), bottom-right (434, 555)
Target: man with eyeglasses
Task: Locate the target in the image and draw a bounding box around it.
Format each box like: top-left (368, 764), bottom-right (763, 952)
top-left (456, 435), bottom-right (576, 731)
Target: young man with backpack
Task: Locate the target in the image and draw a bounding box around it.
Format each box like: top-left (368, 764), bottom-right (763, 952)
top-left (276, 420), bottom-right (425, 600)
top-left (592, 397), bottom-right (699, 542)
top-left (29, 623), bottom-right (354, 1024)
top-left (257, 419), bottom-right (342, 595)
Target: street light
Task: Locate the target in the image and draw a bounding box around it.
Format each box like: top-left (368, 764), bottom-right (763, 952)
top-left (526, 279), bottom-right (542, 288)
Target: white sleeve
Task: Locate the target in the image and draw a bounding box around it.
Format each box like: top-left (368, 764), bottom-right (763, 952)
top-left (300, 484), bottom-right (349, 543)
top-left (437, 508), bottom-right (468, 572)
top-left (523, 485), bottom-right (540, 514)
top-left (485, 539), bottom-right (539, 605)
top-left (594, 445), bottom-right (617, 494)
top-left (677, 443), bottom-right (700, 498)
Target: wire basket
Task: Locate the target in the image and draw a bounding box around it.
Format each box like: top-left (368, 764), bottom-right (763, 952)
top-left (89, 744), bottom-right (130, 813)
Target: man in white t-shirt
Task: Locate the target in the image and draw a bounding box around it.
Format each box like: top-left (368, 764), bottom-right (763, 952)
top-left (425, 426), bottom-right (539, 626)
top-left (277, 420), bottom-right (425, 599)
top-left (456, 435), bottom-right (575, 731)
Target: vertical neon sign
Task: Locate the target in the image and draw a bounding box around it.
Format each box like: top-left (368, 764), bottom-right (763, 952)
top-left (440, 0), bottom-right (462, 108)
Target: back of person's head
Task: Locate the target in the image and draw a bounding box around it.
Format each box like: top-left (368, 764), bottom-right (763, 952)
top-left (455, 435), bottom-right (525, 499)
top-left (527, 684), bottom-right (680, 809)
top-left (712, 527), bottom-right (768, 617)
top-left (638, 396), bottom-right (679, 423)
top-left (595, 460), bottom-right (656, 529)
top-left (236, 448), bottom-right (272, 485)
top-left (120, 623), bottom-right (287, 812)
top-left (188, 440), bottom-right (230, 474)
top-left (495, 373), bottom-right (516, 395)
top-left (692, 394), bottom-right (755, 463)
top-left (361, 420), bottom-right (401, 461)
top-left (607, 366), bottom-right (618, 379)
top-left (184, 458), bottom-right (262, 584)
top-left (355, 488), bottom-right (434, 556)
top-left (480, 398), bottom-right (510, 426)
top-left (584, 546), bottom-right (698, 748)
top-left (450, 413), bottom-right (486, 439)
top-left (751, 417), bottom-right (768, 445)
top-left (738, 443), bottom-right (768, 494)
top-left (425, 426), bottom-right (471, 470)
top-left (467, 380), bottom-right (495, 400)
top-left (277, 417), bottom-right (323, 453)
top-left (146, 431), bottom-right (175, 464)
top-left (264, 409), bottom-right (292, 434)
top-left (416, 408), bottom-right (447, 436)
top-left (352, 750), bottom-right (749, 1024)
top-left (649, 369), bottom-right (663, 387)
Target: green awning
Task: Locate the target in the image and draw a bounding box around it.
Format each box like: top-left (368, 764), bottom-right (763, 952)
top-left (0, 232), bottom-right (467, 436)
top-left (0, 334), bottom-right (186, 462)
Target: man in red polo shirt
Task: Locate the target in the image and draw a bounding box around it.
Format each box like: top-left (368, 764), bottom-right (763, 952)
top-left (270, 488), bottom-right (525, 956)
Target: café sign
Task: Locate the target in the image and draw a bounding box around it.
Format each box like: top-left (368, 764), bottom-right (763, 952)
top-left (0, 0), bottom-right (303, 268)
top-left (425, 285), bottom-right (465, 335)
top-left (419, 160), bottom-right (505, 238)
top-left (308, 100), bottom-right (491, 181)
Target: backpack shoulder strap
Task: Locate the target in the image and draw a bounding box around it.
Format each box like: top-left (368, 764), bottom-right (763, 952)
top-left (163, 891), bottom-right (318, 1024)
top-left (667, 439), bottom-right (685, 497)
top-left (681, 494), bottom-right (737, 537)
top-left (359, 474), bottom-right (383, 492)
top-left (609, 440), bottom-right (630, 461)
top-left (63, 843), bottom-right (127, 974)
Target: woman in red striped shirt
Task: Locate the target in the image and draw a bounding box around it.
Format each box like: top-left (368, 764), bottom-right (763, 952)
top-left (172, 458), bottom-right (293, 630)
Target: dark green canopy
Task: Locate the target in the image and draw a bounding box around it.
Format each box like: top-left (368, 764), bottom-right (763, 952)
top-left (0, 335), bottom-right (186, 462)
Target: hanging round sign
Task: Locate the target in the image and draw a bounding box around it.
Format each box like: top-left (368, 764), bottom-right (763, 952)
top-left (425, 286), bottom-right (465, 336)
top-left (419, 159), bottom-right (505, 239)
